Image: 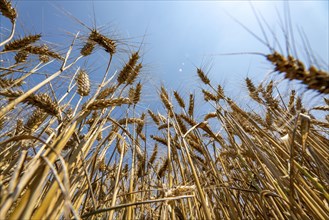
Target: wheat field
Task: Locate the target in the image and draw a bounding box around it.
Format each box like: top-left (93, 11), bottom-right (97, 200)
top-left (0, 1), bottom-right (328, 219)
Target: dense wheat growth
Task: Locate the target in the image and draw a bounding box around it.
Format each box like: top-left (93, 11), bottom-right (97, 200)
top-left (0, 1), bottom-right (328, 219)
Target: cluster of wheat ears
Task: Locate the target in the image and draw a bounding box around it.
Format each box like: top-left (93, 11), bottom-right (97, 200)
top-left (0, 1), bottom-right (328, 219)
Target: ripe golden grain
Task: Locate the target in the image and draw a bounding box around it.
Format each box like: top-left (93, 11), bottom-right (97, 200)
top-left (87, 97), bottom-right (131, 110)
top-left (23, 44), bottom-right (63, 60)
top-left (312, 106), bottom-right (329, 111)
top-left (14, 51), bottom-right (28, 63)
top-left (89, 30), bottom-right (116, 55)
top-left (117, 52), bottom-right (139, 84)
top-left (288, 90), bottom-right (296, 115)
top-left (24, 108), bottom-right (46, 133)
top-left (217, 84), bottom-right (225, 100)
top-left (96, 86), bottom-right (116, 99)
top-left (0, 0), bottom-right (17, 22)
top-left (179, 114), bottom-right (197, 126)
top-left (117, 117), bottom-right (144, 126)
top-left (136, 113), bottom-right (145, 134)
top-left (149, 144), bottom-right (158, 165)
top-left (3, 34), bottom-right (41, 51)
top-left (173, 91), bottom-right (185, 108)
top-left (80, 40), bottom-right (95, 56)
top-left (157, 157), bottom-right (169, 179)
top-left (175, 113), bottom-right (187, 134)
top-left (148, 110), bottom-right (160, 126)
top-left (38, 54), bottom-right (49, 63)
top-left (126, 63), bottom-right (142, 85)
top-left (202, 89), bottom-right (218, 102)
top-left (76, 69), bottom-right (90, 96)
top-left (187, 139), bottom-right (203, 155)
top-left (27, 93), bottom-right (60, 117)
top-left (204, 112), bottom-right (217, 121)
top-left (160, 86), bottom-right (173, 112)
top-left (188, 93), bottom-right (194, 116)
top-left (246, 77), bottom-right (262, 103)
top-left (0, 77), bottom-right (23, 88)
top-left (132, 82), bottom-right (142, 104)
top-left (150, 135), bottom-right (167, 146)
top-left (197, 68), bottom-right (210, 85)
top-left (267, 51), bottom-right (329, 94)
top-left (0, 90), bottom-right (60, 117)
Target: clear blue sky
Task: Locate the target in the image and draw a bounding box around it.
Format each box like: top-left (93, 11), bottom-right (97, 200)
top-left (8, 1), bottom-right (329, 103)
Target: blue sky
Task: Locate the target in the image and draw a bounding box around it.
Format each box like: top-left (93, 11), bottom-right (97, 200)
top-left (7, 1), bottom-right (329, 106)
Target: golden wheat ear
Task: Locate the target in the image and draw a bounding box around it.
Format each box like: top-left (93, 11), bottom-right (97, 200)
top-left (80, 40), bottom-right (95, 56)
top-left (3, 34), bottom-right (41, 51)
top-left (23, 44), bottom-right (63, 60)
top-left (89, 30), bottom-right (116, 55)
top-left (0, 0), bottom-right (17, 23)
top-left (267, 52), bottom-right (329, 94)
top-left (76, 69), bottom-right (90, 96)
top-left (117, 52), bottom-right (140, 85)
top-left (197, 68), bottom-right (210, 85)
